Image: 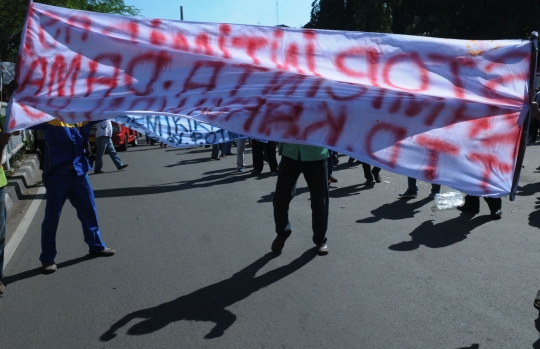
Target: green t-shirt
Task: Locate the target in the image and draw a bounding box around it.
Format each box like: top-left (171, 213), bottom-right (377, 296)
top-left (279, 143), bottom-right (329, 161)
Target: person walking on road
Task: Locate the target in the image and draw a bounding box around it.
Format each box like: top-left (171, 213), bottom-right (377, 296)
top-left (94, 120), bottom-right (129, 174)
top-left (271, 143), bottom-right (329, 255)
top-left (32, 120), bottom-right (116, 274)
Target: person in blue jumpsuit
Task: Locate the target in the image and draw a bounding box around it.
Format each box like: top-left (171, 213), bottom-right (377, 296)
top-left (32, 120), bottom-right (115, 274)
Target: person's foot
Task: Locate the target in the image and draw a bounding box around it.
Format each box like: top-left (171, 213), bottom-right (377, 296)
top-left (317, 243), bottom-right (329, 255)
top-left (220, 154), bottom-right (226, 158)
top-left (118, 164), bottom-right (129, 170)
top-left (428, 192), bottom-right (438, 198)
top-left (89, 247), bottom-right (116, 257)
top-left (41, 261), bottom-right (57, 274)
top-left (398, 190), bottom-right (418, 198)
top-left (329, 176), bottom-right (338, 183)
top-left (348, 157), bottom-right (355, 164)
top-left (372, 173), bottom-right (382, 183)
top-left (364, 180), bottom-right (375, 186)
top-left (271, 234), bottom-right (289, 253)
top-left (211, 157), bottom-right (221, 161)
top-left (94, 170), bottom-right (104, 174)
top-left (0, 281), bottom-right (5, 295)
top-left (251, 169), bottom-right (261, 176)
top-left (490, 209), bottom-right (502, 220)
top-left (237, 167), bottom-right (244, 172)
top-left (457, 203), bottom-right (480, 214)
top-left (270, 168), bottom-right (278, 173)
top-left (226, 153), bottom-right (234, 156)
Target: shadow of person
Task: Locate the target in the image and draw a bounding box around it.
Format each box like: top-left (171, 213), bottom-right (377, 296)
top-left (533, 313), bottom-right (540, 349)
top-left (100, 249), bottom-right (318, 341)
top-left (2, 255), bottom-right (94, 286)
top-left (529, 197), bottom-right (540, 229)
top-left (456, 345), bottom-right (479, 349)
top-left (389, 213), bottom-right (492, 251)
top-left (356, 197), bottom-right (432, 224)
top-left (517, 182), bottom-right (540, 197)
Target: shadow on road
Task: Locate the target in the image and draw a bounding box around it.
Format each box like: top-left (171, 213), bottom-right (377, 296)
top-left (356, 197), bottom-right (432, 223)
top-left (93, 171), bottom-right (252, 198)
top-left (388, 213), bottom-right (492, 251)
top-left (2, 255), bottom-right (94, 286)
top-left (456, 345), bottom-right (479, 349)
top-left (100, 249), bottom-right (317, 341)
top-left (515, 183), bottom-right (540, 229)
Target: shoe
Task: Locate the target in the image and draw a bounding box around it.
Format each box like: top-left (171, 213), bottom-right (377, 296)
top-left (0, 281), bottom-right (5, 295)
top-left (270, 168), bottom-right (278, 173)
top-left (398, 190), bottom-right (418, 198)
top-left (329, 176), bottom-right (338, 183)
top-left (348, 158), bottom-right (355, 164)
top-left (456, 203), bottom-right (480, 214)
top-left (118, 164), bottom-right (129, 170)
top-left (364, 181), bottom-right (375, 186)
top-left (271, 234), bottom-right (289, 253)
top-left (94, 170), bottom-right (104, 174)
top-left (251, 170), bottom-right (261, 176)
top-left (490, 209), bottom-right (502, 220)
top-left (373, 173), bottom-right (382, 183)
top-left (428, 192), bottom-right (438, 198)
top-left (41, 261), bottom-right (57, 274)
top-left (317, 243), bottom-right (329, 255)
top-left (211, 157), bottom-right (221, 161)
top-left (226, 153), bottom-right (234, 156)
top-left (237, 167), bottom-right (244, 172)
top-left (220, 154), bottom-right (226, 158)
top-left (89, 247), bottom-right (116, 257)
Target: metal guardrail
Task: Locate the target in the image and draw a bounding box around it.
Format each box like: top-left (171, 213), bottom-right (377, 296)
top-left (0, 102), bottom-right (30, 169)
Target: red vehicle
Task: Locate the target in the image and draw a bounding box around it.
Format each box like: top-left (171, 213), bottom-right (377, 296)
top-left (89, 122), bottom-right (139, 151)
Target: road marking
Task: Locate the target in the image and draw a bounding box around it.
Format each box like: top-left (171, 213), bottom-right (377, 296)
top-left (4, 186), bottom-right (46, 270)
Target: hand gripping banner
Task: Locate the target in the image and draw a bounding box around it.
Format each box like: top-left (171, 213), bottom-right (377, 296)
top-left (8, 3), bottom-right (533, 197)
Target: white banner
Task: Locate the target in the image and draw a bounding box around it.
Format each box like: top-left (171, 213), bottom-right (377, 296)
top-left (115, 114), bottom-right (246, 148)
top-left (8, 3), bottom-right (532, 197)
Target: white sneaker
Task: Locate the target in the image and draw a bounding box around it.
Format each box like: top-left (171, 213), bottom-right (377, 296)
top-left (318, 243), bottom-right (329, 255)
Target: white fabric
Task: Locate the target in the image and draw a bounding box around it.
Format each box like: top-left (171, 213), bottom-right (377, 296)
top-left (96, 119), bottom-right (113, 138)
top-left (7, 3), bottom-right (532, 197)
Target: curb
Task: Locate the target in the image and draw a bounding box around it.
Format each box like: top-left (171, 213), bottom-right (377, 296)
top-left (5, 154), bottom-right (40, 220)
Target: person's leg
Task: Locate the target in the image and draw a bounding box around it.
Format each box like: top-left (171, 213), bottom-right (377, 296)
top-left (265, 141), bottom-right (279, 172)
top-left (225, 141), bottom-right (233, 155)
top-left (94, 136), bottom-right (108, 172)
top-left (40, 174), bottom-right (70, 263)
top-left (251, 140), bottom-right (264, 173)
top-left (236, 139), bottom-right (246, 170)
top-left (211, 144), bottom-right (219, 159)
top-left (371, 166), bottom-right (381, 182)
top-left (430, 183), bottom-right (441, 197)
top-left (361, 162), bottom-right (374, 183)
top-left (327, 155), bottom-right (333, 180)
top-left (399, 177), bottom-right (418, 198)
top-left (67, 173), bottom-right (107, 252)
top-left (105, 137), bottom-right (124, 169)
top-left (0, 187), bottom-right (5, 285)
top-left (530, 118), bottom-right (539, 142)
top-left (457, 195), bottom-right (481, 213)
top-left (272, 156), bottom-right (302, 241)
top-left (301, 159), bottom-right (329, 247)
top-left (484, 197), bottom-right (502, 219)
top-left (37, 140), bottom-right (46, 170)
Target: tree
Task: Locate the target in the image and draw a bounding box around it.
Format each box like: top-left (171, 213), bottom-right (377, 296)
top-left (0, 0), bottom-right (140, 63)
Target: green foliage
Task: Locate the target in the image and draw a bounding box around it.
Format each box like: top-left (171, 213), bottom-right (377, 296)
top-left (305, 0), bottom-right (540, 40)
top-left (0, 0), bottom-right (140, 62)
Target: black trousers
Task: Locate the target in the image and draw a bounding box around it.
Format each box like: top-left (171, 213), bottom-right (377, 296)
top-left (252, 140), bottom-right (278, 172)
top-left (272, 156), bottom-right (328, 246)
top-left (464, 195), bottom-right (502, 212)
top-left (361, 162), bottom-right (381, 182)
top-left (530, 118), bottom-right (540, 142)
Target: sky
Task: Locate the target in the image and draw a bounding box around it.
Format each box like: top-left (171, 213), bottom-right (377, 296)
top-left (123, 0), bottom-right (314, 28)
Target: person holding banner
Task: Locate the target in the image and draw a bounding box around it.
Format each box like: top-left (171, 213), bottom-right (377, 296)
top-left (271, 143), bottom-right (329, 255)
top-left (32, 120), bottom-right (115, 274)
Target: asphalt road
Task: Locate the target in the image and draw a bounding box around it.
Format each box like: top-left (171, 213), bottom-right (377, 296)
top-left (2, 139), bottom-right (540, 348)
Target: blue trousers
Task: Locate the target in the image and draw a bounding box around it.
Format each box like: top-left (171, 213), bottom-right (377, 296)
top-left (0, 187), bottom-right (5, 281)
top-left (95, 136), bottom-right (124, 171)
top-left (40, 172), bottom-right (106, 262)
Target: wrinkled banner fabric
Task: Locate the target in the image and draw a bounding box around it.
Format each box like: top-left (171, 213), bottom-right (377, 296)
top-left (8, 3), bottom-right (532, 197)
top-left (115, 115), bottom-right (247, 148)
